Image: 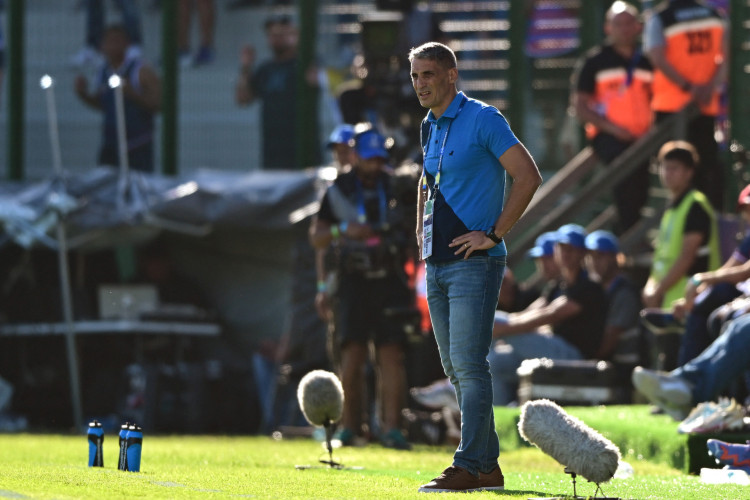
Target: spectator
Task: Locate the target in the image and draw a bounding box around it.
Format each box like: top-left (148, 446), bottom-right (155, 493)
top-left (74, 24), bottom-right (161, 172)
top-left (642, 141), bottom-right (720, 311)
top-left (584, 230), bottom-right (644, 369)
top-left (643, 0), bottom-right (728, 210)
top-left (71, 0), bottom-right (143, 68)
top-left (488, 224), bottom-right (608, 405)
top-left (178, 0), bottom-right (215, 67)
top-left (632, 312), bottom-right (750, 420)
top-left (235, 15), bottom-right (322, 169)
top-left (643, 183), bottom-right (750, 365)
top-left (571, 2), bottom-right (653, 232)
top-left (309, 125), bottom-right (415, 450)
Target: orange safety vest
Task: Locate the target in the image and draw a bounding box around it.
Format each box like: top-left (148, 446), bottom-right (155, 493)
top-left (651, 2), bottom-right (725, 116)
top-left (585, 50), bottom-right (653, 139)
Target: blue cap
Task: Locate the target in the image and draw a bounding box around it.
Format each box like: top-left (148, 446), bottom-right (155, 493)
top-left (585, 230), bottom-right (620, 253)
top-left (327, 124), bottom-right (356, 148)
top-left (354, 129), bottom-right (388, 159)
top-left (527, 231), bottom-right (557, 258)
top-left (555, 223), bottom-right (587, 249)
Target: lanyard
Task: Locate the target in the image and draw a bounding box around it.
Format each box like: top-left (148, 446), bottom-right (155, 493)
top-left (624, 48), bottom-right (641, 88)
top-left (355, 176), bottom-right (388, 226)
top-left (421, 96), bottom-right (467, 198)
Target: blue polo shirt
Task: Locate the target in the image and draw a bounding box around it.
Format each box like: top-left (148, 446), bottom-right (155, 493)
top-left (421, 92), bottom-right (519, 262)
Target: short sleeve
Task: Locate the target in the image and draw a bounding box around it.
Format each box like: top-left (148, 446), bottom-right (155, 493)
top-left (476, 107), bottom-right (519, 161)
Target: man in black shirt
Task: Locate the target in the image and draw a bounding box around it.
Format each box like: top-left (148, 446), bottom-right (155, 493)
top-left (309, 125), bottom-right (414, 449)
top-left (488, 224), bottom-right (607, 405)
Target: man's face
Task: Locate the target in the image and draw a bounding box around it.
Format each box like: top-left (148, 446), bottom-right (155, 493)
top-left (535, 255), bottom-right (560, 281)
top-left (331, 143), bottom-right (356, 169)
top-left (267, 23), bottom-right (297, 57)
top-left (606, 11), bottom-right (641, 46)
top-left (554, 242), bottom-right (585, 272)
top-left (586, 250), bottom-right (617, 283)
top-left (100, 30), bottom-right (128, 63)
top-left (410, 57), bottom-right (458, 113)
top-left (355, 156), bottom-right (385, 178)
top-left (659, 159), bottom-right (694, 195)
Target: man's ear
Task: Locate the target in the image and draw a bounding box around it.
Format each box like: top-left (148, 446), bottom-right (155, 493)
top-left (449, 67), bottom-right (458, 84)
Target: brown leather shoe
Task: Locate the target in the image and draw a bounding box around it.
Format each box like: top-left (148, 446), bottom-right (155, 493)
top-left (418, 465), bottom-right (481, 493)
top-left (479, 466), bottom-right (505, 491)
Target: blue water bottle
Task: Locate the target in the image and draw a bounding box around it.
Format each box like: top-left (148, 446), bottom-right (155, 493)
top-left (118, 422), bottom-right (130, 471)
top-left (87, 420), bottom-right (104, 467)
top-left (126, 424), bottom-right (143, 472)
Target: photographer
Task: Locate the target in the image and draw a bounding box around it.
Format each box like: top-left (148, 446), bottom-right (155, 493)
top-left (309, 125), bottom-right (414, 450)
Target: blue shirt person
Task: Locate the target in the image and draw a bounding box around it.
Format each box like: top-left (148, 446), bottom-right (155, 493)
top-left (410, 42), bottom-right (542, 493)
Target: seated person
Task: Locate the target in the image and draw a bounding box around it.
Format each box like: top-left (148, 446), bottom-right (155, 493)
top-left (642, 141), bottom-right (721, 310)
top-left (488, 224), bottom-right (607, 405)
top-left (672, 183), bottom-right (750, 364)
top-left (584, 230), bottom-right (642, 364)
top-left (632, 312), bottom-right (750, 420)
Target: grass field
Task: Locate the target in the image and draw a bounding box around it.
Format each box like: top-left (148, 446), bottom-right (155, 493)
top-left (0, 430), bottom-right (746, 499)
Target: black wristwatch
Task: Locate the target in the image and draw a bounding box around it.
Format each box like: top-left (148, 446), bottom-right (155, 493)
top-left (485, 228), bottom-right (503, 245)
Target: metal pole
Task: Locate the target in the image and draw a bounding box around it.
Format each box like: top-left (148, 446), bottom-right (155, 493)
top-left (40, 76), bottom-right (84, 430)
top-left (296, 0), bottom-right (318, 168)
top-left (7, 0), bottom-right (25, 180)
top-left (108, 75), bottom-right (130, 211)
top-left (55, 216), bottom-right (84, 430)
top-left (161, 0), bottom-right (178, 175)
top-left (40, 76), bottom-right (63, 176)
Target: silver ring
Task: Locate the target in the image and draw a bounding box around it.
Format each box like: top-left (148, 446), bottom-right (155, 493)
top-left (464, 243), bottom-right (469, 247)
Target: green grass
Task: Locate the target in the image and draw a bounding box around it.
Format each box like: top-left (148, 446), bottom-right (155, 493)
top-left (0, 431), bottom-right (746, 499)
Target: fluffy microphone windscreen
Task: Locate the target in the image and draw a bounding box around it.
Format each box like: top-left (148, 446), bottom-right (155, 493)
top-left (518, 399), bottom-right (621, 484)
top-left (297, 370), bottom-right (345, 427)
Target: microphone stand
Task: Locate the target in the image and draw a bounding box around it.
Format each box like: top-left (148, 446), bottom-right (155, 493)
top-left (319, 419), bottom-right (341, 468)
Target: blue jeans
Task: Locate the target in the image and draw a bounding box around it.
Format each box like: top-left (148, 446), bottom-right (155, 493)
top-left (87, 0), bottom-right (143, 48)
top-left (678, 283), bottom-right (741, 366)
top-left (487, 316), bottom-right (583, 405)
top-left (673, 313), bottom-right (750, 403)
top-left (426, 256), bottom-right (504, 476)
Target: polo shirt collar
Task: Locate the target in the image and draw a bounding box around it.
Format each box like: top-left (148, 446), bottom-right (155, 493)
top-left (427, 91), bottom-right (466, 123)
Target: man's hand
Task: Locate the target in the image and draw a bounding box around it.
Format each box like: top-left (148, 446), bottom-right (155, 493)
top-left (74, 75), bottom-right (89, 99)
top-left (449, 230), bottom-right (497, 259)
top-left (240, 44), bottom-right (256, 68)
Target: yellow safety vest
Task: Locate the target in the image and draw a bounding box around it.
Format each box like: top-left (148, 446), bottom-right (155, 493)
top-left (650, 189), bottom-right (720, 308)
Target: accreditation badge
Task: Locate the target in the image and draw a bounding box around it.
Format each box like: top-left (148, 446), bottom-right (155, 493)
top-left (422, 199), bottom-right (434, 260)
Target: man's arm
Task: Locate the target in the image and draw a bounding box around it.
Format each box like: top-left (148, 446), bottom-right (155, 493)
top-left (236, 45), bottom-right (257, 106)
top-left (573, 90), bottom-right (635, 142)
top-left (492, 143), bottom-right (542, 238)
top-left (126, 65), bottom-right (161, 114)
top-left (493, 295), bottom-right (582, 338)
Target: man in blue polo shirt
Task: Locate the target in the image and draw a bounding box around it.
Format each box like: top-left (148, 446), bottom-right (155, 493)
top-left (410, 42), bottom-right (542, 493)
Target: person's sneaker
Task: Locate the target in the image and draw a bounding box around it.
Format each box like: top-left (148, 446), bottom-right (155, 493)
top-left (418, 465), bottom-right (481, 493)
top-left (679, 398), bottom-right (747, 434)
top-left (410, 378), bottom-right (459, 412)
top-left (479, 466), bottom-right (505, 491)
top-left (631, 366), bottom-right (692, 420)
top-left (707, 439), bottom-right (750, 474)
top-left (193, 45), bottom-right (215, 66)
top-left (640, 308), bottom-right (685, 335)
top-left (380, 428), bottom-right (412, 450)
